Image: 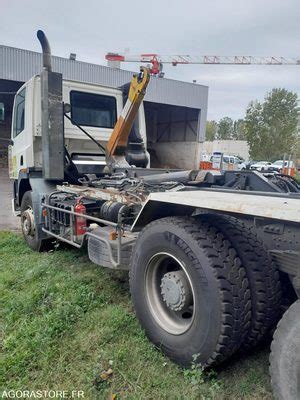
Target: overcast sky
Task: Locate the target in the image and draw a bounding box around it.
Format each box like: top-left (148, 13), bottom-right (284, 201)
top-left (1, 0), bottom-right (299, 120)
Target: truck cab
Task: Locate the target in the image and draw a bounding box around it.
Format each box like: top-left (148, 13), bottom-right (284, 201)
top-left (9, 75), bottom-right (148, 210)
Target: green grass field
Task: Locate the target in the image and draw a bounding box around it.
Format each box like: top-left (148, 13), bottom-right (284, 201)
top-left (0, 232), bottom-right (273, 399)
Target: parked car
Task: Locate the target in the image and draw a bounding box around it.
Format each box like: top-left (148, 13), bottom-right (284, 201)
top-left (210, 154), bottom-right (246, 171)
top-left (250, 161), bottom-right (272, 172)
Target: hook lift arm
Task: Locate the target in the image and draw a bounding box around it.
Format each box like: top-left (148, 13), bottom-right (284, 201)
top-left (106, 67), bottom-right (150, 171)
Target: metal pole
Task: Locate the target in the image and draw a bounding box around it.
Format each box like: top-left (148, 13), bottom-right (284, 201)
top-left (287, 153), bottom-right (292, 176)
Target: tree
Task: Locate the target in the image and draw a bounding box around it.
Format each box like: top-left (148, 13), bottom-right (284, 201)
top-left (232, 119), bottom-right (247, 140)
top-left (245, 88), bottom-right (299, 160)
top-left (206, 120), bottom-right (218, 141)
top-left (217, 117), bottom-right (234, 140)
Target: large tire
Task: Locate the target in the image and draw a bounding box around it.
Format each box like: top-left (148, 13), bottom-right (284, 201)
top-left (129, 217), bottom-right (251, 367)
top-left (270, 300), bottom-right (300, 400)
top-left (199, 214), bottom-right (282, 350)
top-left (20, 191), bottom-right (52, 252)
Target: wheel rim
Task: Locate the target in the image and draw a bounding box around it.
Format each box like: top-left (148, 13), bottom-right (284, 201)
top-left (21, 207), bottom-right (35, 237)
top-left (145, 252), bottom-right (195, 335)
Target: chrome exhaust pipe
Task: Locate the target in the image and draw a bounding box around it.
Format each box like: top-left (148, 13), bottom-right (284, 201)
top-left (37, 30), bottom-right (52, 72)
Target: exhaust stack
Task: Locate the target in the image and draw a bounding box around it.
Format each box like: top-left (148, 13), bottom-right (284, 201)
top-left (37, 30), bottom-right (64, 180)
top-left (37, 30), bottom-right (52, 72)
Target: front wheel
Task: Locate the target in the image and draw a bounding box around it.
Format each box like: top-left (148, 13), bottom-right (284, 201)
top-left (270, 300), bottom-right (300, 400)
top-left (20, 191), bottom-right (52, 251)
top-left (130, 217), bottom-right (251, 367)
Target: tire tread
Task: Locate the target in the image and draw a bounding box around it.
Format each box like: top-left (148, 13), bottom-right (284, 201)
top-left (199, 214), bottom-right (282, 349)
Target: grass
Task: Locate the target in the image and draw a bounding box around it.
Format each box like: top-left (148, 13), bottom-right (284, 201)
top-left (0, 232), bottom-right (273, 399)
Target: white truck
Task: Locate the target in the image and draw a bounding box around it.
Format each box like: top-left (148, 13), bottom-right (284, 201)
top-left (9, 31), bottom-right (300, 400)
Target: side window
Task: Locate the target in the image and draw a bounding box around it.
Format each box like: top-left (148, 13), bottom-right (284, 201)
top-left (13, 88), bottom-right (26, 137)
top-left (0, 102), bottom-right (4, 122)
top-left (223, 156), bottom-right (229, 163)
top-left (70, 91), bottom-right (117, 128)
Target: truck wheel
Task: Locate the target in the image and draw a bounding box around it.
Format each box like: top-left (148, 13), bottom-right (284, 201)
top-left (199, 214), bottom-right (282, 350)
top-left (20, 191), bottom-right (52, 251)
top-left (270, 300), bottom-right (300, 400)
top-left (129, 217), bottom-right (251, 367)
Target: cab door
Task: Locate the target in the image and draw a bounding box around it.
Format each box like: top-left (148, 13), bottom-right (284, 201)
top-left (9, 88), bottom-right (27, 179)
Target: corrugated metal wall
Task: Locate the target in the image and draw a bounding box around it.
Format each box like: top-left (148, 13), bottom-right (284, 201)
top-left (0, 45), bottom-right (208, 107)
top-left (0, 45), bottom-right (208, 140)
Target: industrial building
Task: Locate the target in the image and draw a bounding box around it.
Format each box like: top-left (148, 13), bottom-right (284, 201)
top-left (0, 45), bottom-right (208, 168)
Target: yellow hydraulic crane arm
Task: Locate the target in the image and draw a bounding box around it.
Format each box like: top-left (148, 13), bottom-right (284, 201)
top-left (106, 67), bottom-right (150, 169)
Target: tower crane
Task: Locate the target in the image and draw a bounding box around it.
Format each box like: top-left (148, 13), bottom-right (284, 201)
top-left (105, 52), bottom-right (300, 76)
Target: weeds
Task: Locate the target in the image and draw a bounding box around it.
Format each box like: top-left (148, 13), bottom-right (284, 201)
top-left (183, 354), bottom-right (223, 399)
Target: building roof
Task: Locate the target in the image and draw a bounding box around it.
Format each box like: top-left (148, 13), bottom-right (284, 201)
top-left (0, 45), bottom-right (208, 109)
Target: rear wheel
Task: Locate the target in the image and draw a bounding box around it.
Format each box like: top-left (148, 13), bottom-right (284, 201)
top-left (20, 191), bottom-right (52, 251)
top-left (130, 217), bottom-right (251, 367)
top-left (198, 214), bottom-right (282, 350)
top-left (270, 300), bottom-right (300, 400)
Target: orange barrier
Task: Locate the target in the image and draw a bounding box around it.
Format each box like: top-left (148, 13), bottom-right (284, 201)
top-left (282, 167), bottom-right (295, 176)
top-left (199, 161), bottom-right (213, 170)
top-left (199, 161), bottom-right (237, 171)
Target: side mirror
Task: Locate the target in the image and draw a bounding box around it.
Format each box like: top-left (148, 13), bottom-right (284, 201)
top-left (63, 103), bottom-right (71, 114)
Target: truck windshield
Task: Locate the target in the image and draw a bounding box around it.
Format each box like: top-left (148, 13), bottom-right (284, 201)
top-left (70, 91), bottom-right (117, 129)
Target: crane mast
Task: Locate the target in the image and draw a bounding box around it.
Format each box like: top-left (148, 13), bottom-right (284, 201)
top-left (105, 52), bottom-right (300, 76)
